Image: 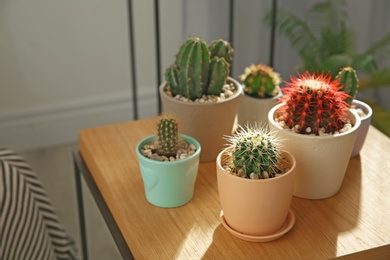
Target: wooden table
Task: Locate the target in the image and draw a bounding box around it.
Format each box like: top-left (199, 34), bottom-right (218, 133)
top-left (75, 117), bottom-right (390, 259)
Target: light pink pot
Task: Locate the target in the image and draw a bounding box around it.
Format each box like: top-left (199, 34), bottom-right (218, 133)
top-left (268, 103), bottom-right (361, 199)
top-left (351, 99), bottom-right (373, 157)
top-left (216, 148), bottom-right (296, 236)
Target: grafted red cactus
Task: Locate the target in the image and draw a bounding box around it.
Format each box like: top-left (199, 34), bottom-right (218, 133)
top-left (280, 72), bottom-right (351, 135)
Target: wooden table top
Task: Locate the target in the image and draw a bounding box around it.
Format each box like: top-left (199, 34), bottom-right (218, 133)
top-left (79, 117), bottom-right (390, 259)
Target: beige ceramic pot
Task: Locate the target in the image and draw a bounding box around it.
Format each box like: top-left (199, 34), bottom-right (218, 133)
top-left (268, 103), bottom-right (361, 199)
top-left (216, 148), bottom-right (296, 238)
top-left (237, 90), bottom-right (282, 128)
top-left (159, 77), bottom-right (242, 162)
top-left (351, 99), bottom-right (373, 157)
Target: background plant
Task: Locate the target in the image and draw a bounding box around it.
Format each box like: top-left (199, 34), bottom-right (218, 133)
top-left (224, 125), bottom-right (283, 179)
top-left (240, 64), bottom-right (282, 98)
top-left (164, 37), bottom-right (233, 100)
top-left (264, 0), bottom-right (390, 86)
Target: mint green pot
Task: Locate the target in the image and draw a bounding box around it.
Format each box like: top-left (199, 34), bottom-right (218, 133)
top-left (136, 135), bottom-right (201, 208)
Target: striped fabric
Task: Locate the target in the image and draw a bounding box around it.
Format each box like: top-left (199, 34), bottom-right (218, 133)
top-left (0, 148), bottom-right (78, 260)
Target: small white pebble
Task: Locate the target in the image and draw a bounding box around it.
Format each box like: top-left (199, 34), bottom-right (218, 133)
top-left (179, 153), bottom-right (188, 160)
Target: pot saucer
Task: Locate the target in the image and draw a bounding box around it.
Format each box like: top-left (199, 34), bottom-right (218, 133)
top-left (220, 209), bottom-right (295, 242)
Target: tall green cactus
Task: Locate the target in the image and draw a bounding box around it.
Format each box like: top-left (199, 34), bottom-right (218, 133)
top-left (164, 37), bottom-right (232, 100)
top-left (156, 113), bottom-right (179, 157)
top-left (225, 125), bottom-right (283, 179)
top-left (240, 64), bottom-right (281, 98)
top-left (335, 66), bottom-right (359, 105)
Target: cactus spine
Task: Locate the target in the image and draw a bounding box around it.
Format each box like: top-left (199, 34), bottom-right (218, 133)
top-left (225, 125), bottom-right (283, 179)
top-left (335, 66), bottom-right (359, 105)
top-left (280, 72), bottom-right (351, 135)
top-left (240, 64), bottom-right (282, 98)
top-left (156, 113), bottom-right (179, 157)
top-left (164, 37), bottom-right (232, 100)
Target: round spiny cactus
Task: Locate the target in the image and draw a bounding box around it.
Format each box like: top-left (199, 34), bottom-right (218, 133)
top-left (280, 72), bottom-right (351, 135)
top-left (156, 113), bottom-right (179, 157)
top-left (240, 64), bottom-right (281, 98)
top-left (225, 125), bottom-right (283, 179)
top-left (335, 66), bottom-right (359, 105)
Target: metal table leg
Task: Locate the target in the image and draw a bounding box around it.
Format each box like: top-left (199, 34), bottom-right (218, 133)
top-left (73, 152), bottom-right (89, 260)
top-left (72, 151), bottom-right (133, 260)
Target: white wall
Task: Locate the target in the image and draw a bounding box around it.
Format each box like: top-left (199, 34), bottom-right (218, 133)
top-left (0, 0), bottom-right (182, 151)
top-left (1, 0), bottom-right (389, 151)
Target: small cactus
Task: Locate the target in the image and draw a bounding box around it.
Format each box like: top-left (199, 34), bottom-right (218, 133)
top-left (224, 125), bottom-right (283, 179)
top-left (335, 66), bottom-right (359, 105)
top-left (209, 39), bottom-right (233, 65)
top-left (156, 113), bottom-right (179, 157)
top-left (164, 37), bottom-right (232, 100)
top-left (240, 64), bottom-right (282, 98)
top-left (280, 72), bottom-right (351, 135)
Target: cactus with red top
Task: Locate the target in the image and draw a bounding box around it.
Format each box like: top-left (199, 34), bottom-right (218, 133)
top-left (335, 66), bottom-right (359, 105)
top-left (164, 37), bottom-right (232, 100)
top-left (279, 72), bottom-right (351, 135)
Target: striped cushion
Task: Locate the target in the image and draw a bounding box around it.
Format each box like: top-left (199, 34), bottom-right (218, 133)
top-left (0, 148), bottom-right (77, 260)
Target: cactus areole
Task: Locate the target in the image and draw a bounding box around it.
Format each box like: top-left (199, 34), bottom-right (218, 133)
top-left (164, 37), bottom-right (233, 100)
top-left (279, 72), bottom-right (352, 135)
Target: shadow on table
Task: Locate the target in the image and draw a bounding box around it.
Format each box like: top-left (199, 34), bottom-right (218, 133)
top-left (202, 156), bottom-right (362, 260)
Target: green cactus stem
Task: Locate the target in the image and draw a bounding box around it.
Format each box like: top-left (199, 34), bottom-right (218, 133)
top-left (156, 113), bottom-right (179, 157)
top-left (280, 72), bottom-right (352, 135)
top-left (177, 37), bottom-right (210, 99)
top-left (209, 39), bottom-right (233, 65)
top-left (335, 66), bottom-right (359, 105)
top-left (240, 64), bottom-right (281, 98)
top-left (225, 125), bottom-right (283, 179)
top-left (165, 65), bottom-right (180, 96)
top-left (164, 37), bottom-right (233, 100)
top-left (207, 57), bottom-right (229, 95)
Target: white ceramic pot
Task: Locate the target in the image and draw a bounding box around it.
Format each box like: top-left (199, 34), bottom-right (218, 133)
top-left (237, 90), bottom-right (282, 128)
top-left (159, 77), bottom-right (242, 162)
top-left (216, 148), bottom-right (296, 241)
top-left (351, 99), bottom-right (373, 157)
top-left (268, 103), bottom-right (361, 199)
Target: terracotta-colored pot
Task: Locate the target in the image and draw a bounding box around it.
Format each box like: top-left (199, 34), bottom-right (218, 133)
top-left (159, 77), bottom-right (242, 162)
top-left (268, 103), bottom-right (361, 199)
top-left (216, 148), bottom-right (296, 237)
top-left (237, 90), bottom-right (282, 128)
top-left (351, 99), bottom-right (373, 157)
